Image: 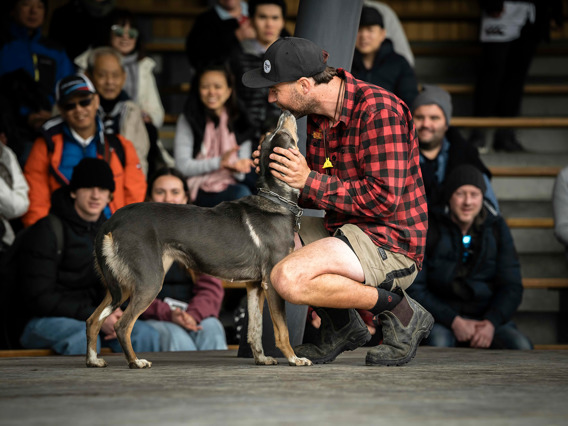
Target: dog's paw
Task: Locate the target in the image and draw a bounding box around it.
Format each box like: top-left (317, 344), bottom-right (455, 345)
top-left (288, 356), bottom-right (312, 366)
top-left (255, 355), bottom-right (278, 366)
top-left (129, 358), bottom-right (152, 369)
top-left (86, 358), bottom-right (108, 368)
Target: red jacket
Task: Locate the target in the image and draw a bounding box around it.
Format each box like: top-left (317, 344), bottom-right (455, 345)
top-left (23, 119), bottom-right (146, 227)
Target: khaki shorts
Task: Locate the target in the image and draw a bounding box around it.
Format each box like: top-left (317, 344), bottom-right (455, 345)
top-left (299, 217), bottom-right (418, 291)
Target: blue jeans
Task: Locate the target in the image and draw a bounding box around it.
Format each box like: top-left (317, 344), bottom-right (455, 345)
top-left (145, 317), bottom-right (227, 351)
top-left (20, 317), bottom-right (161, 355)
top-left (195, 184), bottom-right (252, 207)
top-left (424, 321), bottom-right (533, 350)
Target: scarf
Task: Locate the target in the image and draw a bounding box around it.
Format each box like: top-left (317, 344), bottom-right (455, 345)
top-left (186, 109), bottom-right (238, 202)
top-left (122, 52), bottom-right (139, 102)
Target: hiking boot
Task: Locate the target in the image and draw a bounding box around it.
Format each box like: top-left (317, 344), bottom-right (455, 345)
top-left (294, 308), bottom-right (371, 364)
top-left (366, 288), bottom-right (434, 366)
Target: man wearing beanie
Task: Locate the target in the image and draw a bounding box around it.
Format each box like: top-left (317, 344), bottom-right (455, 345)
top-left (22, 73), bottom-right (146, 227)
top-left (14, 158), bottom-right (160, 355)
top-left (411, 84), bottom-right (499, 210)
top-left (408, 165), bottom-right (532, 350)
top-left (242, 37), bottom-right (430, 367)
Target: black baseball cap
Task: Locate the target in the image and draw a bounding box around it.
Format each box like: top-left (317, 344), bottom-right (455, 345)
top-left (242, 37), bottom-right (328, 88)
top-left (56, 74), bottom-right (96, 105)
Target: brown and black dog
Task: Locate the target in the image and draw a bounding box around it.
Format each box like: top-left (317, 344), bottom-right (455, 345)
top-left (86, 110), bottom-right (312, 369)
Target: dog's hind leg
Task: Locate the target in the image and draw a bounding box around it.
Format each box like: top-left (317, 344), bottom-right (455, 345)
top-left (246, 282), bottom-right (277, 365)
top-left (86, 290), bottom-right (114, 367)
top-left (265, 283), bottom-right (312, 366)
top-left (114, 286), bottom-right (158, 369)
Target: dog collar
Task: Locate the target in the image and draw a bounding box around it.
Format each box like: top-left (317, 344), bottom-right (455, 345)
top-left (257, 188), bottom-right (303, 231)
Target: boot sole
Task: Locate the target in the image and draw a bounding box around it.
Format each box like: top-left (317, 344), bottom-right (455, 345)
top-left (365, 314), bottom-right (434, 367)
top-left (310, 329), bottom-right (372, 365)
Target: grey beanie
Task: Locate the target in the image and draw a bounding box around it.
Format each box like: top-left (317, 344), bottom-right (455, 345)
top-left (412, 84), bottom-right (453, 125)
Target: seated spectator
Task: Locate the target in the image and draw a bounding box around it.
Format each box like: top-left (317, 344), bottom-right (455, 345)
top-left (140, 167), bottom-right (227, 351)
top-left (75, 9), bottom-right (165, 130)
top-left (185, 0), bottom-right (255, 72)
top-left (22, 73), bottom-right (146, 227)
top-left (412, 85), bottom-right (499, 211)
top-left (351, 6), bottom-right (418, 107)
top-left (229, 0), bottom-right (287, 143)
top-left (408, 165), bottom-right (533, 350)
top-left (364, 1), bottom-right (415, 67)
top-left (174, 64), bottom-right (255, 207)
top-left (553, 165), bottom-right (568, 262)
top-left (48, 0), bottom-right (117, 61)
top-left (0, 142), bottom-right (29, 258)
top-left (0, 0), bottom-right (74, 166)
top-left (86, 47), bottom-right (150, 175)
top-left (17, 158), bottom-right (159, 355)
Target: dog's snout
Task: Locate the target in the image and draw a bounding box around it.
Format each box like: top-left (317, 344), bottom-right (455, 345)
top-left (277, 111), bottom-right (298, 145)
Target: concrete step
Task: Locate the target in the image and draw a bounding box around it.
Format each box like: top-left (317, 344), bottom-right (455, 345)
top-left (514, 311), bottom-right (558, 344)
top-left (511, 228), bottom-right (564, 254)
top-left (519, 253), bottom-right (568, 278)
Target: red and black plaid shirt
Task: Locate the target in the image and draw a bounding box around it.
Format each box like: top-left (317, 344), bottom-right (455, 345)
top-left (299, 69), bottom-right (428, 268)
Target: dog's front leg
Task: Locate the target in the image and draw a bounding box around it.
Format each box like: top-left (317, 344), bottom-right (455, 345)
top-left (264, 284), bottom-right (312, 366)
top-left (246, 282), bottom-right (277, 365)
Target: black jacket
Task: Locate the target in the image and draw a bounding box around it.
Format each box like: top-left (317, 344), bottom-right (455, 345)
top-left (408, 204), bottom-right (523, 328)
top-left (351, 39), bottom-right (418, 107)
top-left (18, 187), bottom-right (106, 323)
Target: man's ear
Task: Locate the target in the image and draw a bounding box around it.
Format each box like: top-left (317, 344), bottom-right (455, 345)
top-left (298, 77), bottom-right (312, 95)
top-left (70, 191), bottom-right (77, 199)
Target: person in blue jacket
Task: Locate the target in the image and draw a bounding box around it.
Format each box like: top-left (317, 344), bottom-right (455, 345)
top-left (0, 0), bottom-right (74, 165)
top-left (408, 165), bottom-right (533, 349)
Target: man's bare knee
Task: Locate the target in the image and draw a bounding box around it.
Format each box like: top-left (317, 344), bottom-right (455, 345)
top-left (270, 263), bottom-right (303, 304)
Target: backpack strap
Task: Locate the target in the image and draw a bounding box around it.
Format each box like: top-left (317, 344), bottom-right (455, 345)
top-left (105, 134), bottom-right (126, 168)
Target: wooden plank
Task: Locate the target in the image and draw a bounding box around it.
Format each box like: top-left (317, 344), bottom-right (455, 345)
top-left (222, 281), bottom-right (247, 289)
top-left (438, 84), bottom-right (568, 96)
top-left (523, 278), bottom-right (568, 289)
top-left (489, 166), bottom-right (562, 177)
top-left (451, 117), bottom-right (568, 128)
top-left (505, 218), bottom-right (554, 228)
top-left (533, 344), bottom-right (568, 350)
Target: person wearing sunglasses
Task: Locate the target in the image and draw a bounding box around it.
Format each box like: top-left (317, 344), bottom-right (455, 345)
top-left (408, 165), bottom-right (533, 350)
top-left (21, 73), bottom-right (146, 228)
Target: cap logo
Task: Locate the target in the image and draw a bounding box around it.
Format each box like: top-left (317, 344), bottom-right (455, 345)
top-left (263, 60), bottom-right (271, 74)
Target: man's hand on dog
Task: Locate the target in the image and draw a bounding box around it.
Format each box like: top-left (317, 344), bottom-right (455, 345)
top-left (172, 308), bottom-right (202, 332)
top-left (269, 147), bottom-right (310, 189)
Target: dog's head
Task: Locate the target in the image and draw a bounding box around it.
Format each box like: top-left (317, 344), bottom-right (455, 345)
top-left (257, 110), bottom-right (300, 198)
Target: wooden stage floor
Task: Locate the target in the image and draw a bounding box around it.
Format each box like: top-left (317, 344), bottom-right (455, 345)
top-left (1, 347), bottom-right (567, 425)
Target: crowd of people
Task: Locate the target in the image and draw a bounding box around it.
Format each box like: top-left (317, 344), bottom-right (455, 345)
top-left (0, 0), bottom-right (564, 357)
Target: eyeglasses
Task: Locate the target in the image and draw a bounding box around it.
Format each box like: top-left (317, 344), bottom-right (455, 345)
top-left (111, 25), bottom-right (139, 39)
top-left (61, 97), bottom-right (93, 111)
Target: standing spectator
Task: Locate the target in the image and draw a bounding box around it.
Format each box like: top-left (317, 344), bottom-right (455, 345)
top-left (469, 0), bottom-right (564, 152)
top-left (48, 0), bottom-right (117, 61)
top-left (412, 85), bottom-right (499, 211)
top-left (229, 0), bottom-right (287, 142)
top-left (553, 165), bottom-right (568, 262)
top-left (174, 64), bottom-right (254, 207)
top-left (185, 0), bottom-right (255, 71)
top-left (86, 47), bottom-right (150, 175)
top-left (0, 0), bottom-right (74, 166)
top-left (351, 6), bottom-right (418, 107)
top-left (408, 165), bottom-right (533, 349)
top-left (22, 73), bottom-right (146, 227)
top-left (0, 142), bottom-right (29, 257)
top-left (17, 158), bottom-right (159, 355)
top-left (141, 167), bottom-right (227, 351)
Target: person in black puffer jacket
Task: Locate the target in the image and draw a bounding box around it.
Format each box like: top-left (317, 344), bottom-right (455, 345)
top-left (408, 165), bottom-right (533, 349)
top-left (351, 6), bottom-right (418, 108)
top-left (16, 158), bottom-right (159, 354)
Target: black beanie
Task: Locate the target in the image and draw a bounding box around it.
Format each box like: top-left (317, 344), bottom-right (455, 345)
top-left (69, 158), bottom-right (115, 193)
top-left (444, 165), bottom-right (486, 202)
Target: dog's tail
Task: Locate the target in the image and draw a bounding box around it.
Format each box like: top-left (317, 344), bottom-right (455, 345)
top-left (94, 231), bottom-right (131, 309)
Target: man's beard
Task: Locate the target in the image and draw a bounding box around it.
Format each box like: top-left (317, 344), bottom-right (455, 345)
top-left (284, 89), bottom-right (317, 119)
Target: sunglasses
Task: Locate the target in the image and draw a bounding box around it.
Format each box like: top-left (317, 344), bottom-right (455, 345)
top-left (61, 97), bottom-right (93, 111)
top-left (111, 25), bottom-right (139, 39)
